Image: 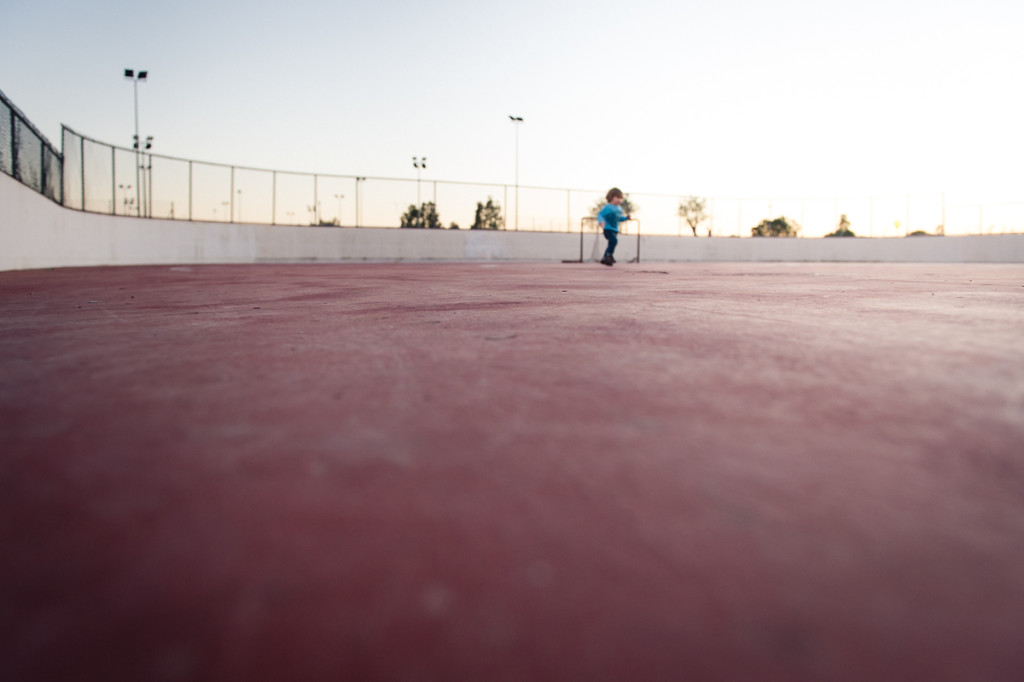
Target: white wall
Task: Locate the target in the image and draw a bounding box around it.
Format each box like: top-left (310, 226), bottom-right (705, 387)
top-left (3, 173), bottom-right (1023, 271)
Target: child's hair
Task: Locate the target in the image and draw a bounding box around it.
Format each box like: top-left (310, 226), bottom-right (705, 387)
top-left (606, 188), bottom-right (624, 203)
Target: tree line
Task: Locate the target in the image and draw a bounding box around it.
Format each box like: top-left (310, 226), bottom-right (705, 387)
top-left (400, 195), bottom-right (941, 237)
top-left (400, 198), bottom-right (503, 230)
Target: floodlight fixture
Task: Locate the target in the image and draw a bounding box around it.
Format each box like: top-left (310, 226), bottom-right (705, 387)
top-left (413, 157), bottom-right (427, 204)
top-left (509, 115), bottom-right (524, 229)
top-left (124, 69), bottom-right (134, 79)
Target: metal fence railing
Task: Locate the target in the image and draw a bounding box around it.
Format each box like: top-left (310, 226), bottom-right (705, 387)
top-left (1, 88), bottom-right (62, 204)
top-left (56, 125), bottom-right (1024, 238)
top-left (3, 87), bottom-right (1022, 239)
top-left (60, 125), bottom-right (618, 233)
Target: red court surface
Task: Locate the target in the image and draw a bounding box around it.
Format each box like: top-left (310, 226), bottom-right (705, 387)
top-left (2, 261), bottom-right (1024, 681)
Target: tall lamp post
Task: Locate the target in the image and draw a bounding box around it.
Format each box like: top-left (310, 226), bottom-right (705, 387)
top-left (334, 193), bottom-right (344, 226)
top-left (141, 136), bottom-right (153, 217)
top-left (413, 157), bottom-right (426, 206)
top-left (124, 69), bottom-right (148, 217)
top-left (508, 115), bottom-right (523, 230)
top-left (355, 177), bottom-right (366, 228)
top-left (118, 184), bottom-right (132, 215)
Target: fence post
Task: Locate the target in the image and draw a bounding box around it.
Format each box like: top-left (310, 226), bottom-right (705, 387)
top-left (10, 110), bottom-right (19, 184)
top-left (80, 135), bottom-right (85, 212)
top-left (567, 189), bottom-right (571, 233)
top-left (272, 171), bottom-right (277, 225)
top-left (7, 110), bottom-right (13, 180)
top-left (906, 195), bottom-right (911, 236)
top-left (230, 166), bottom-right (235, 223)
top-left (39, 131), bottom-right (46, 203)
top-left (579, 217), bottom-right (584, 262)
top-left (59, 126), bottom-right (66, 207)
top-left (188, 161), bottom-right (193, 221)
top-left (111, 146), bottom-right (116, 214)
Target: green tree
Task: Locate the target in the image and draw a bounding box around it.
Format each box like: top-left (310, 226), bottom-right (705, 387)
top-left (400, 202), bottom-right (442, 229)
top-left (825, 214), bottom-right (855, 237)
top-left (470, 197), bottom-right (503, 230)
top-left (678, 196), bottom-right (708, 236)
top-left (751, 216), bottom-right (800, 237)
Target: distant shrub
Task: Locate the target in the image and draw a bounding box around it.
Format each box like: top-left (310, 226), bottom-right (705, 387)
top-left (825, 214), bottom-right (855, 237)
top-left (751, 216), bottom-right (800, 237)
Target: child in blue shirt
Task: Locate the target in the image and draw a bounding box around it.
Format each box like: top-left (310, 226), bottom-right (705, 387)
top-left (597, 188), bottom-right (630, 266)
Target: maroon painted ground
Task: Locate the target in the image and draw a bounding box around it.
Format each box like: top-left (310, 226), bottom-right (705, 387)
top-left (2, 262), bottom-right (1023, 681)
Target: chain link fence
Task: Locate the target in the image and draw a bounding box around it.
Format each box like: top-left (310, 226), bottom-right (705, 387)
top-left (60, 128), bottom-right (997, 239)
top-left (1, 88), bottom-right (62, 204)
top-left (4, 87), bottom-right (1021, 239)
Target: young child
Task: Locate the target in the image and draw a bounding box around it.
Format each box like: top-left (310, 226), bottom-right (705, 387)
top-left (597, 188), bottom-right (630, 266)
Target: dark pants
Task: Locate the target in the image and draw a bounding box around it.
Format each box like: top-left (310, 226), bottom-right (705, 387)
top-left (603, 229), bottom-right (618, 258)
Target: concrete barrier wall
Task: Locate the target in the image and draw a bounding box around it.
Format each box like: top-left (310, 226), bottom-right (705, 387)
top-left (3, 173), bottom-right (1023, 270)
top-left (642, 231), bottom-right (1024, 263)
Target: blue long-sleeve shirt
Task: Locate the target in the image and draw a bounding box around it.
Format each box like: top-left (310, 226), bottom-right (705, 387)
top-left (597, 203), bottom-right (628, 232)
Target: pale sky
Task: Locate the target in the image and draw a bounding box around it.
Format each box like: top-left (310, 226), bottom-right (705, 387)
top-left (3, 0), bottom-right (1023, 229)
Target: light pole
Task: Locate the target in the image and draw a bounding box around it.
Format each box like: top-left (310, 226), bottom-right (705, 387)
top-left (334, 193), bottom-right (344, 226)
top-left (412, 157), bottom-right (426, 206)
top-left (141, 136), bottom-right (153, 217)
top-left (118, 184), bottom-right (132, 215)
top-left (355, 177), bottom-right (365, 227)
top-left (124, 69), bottom-right (148, 217)
top-left (509, 115), bottom-right (523, 230)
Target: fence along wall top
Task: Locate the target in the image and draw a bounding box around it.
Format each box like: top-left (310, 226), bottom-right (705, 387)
top-left (60, 126), bottom-right (625, 195)
top-left (3, 88), bottom-right (62, 157)
top-left (61, 125), bottom-right (954, 205)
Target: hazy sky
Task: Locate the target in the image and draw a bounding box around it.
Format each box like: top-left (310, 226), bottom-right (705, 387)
top-left (3, 0), bottom-right (1023, 205)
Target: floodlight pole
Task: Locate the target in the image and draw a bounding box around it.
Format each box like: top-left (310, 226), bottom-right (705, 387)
top-left (140, 136), bottom-right (153, 217)
top-left (133, 77), bottom-right (140, 216)
top-left (509, 116), bottom-right (523, 230)
top-left (355, 177), bottom-right (365, 227)
top-left (125, 69), bottom-right (147, 217)
top-left (413, 157), bottom-right (426, 206)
